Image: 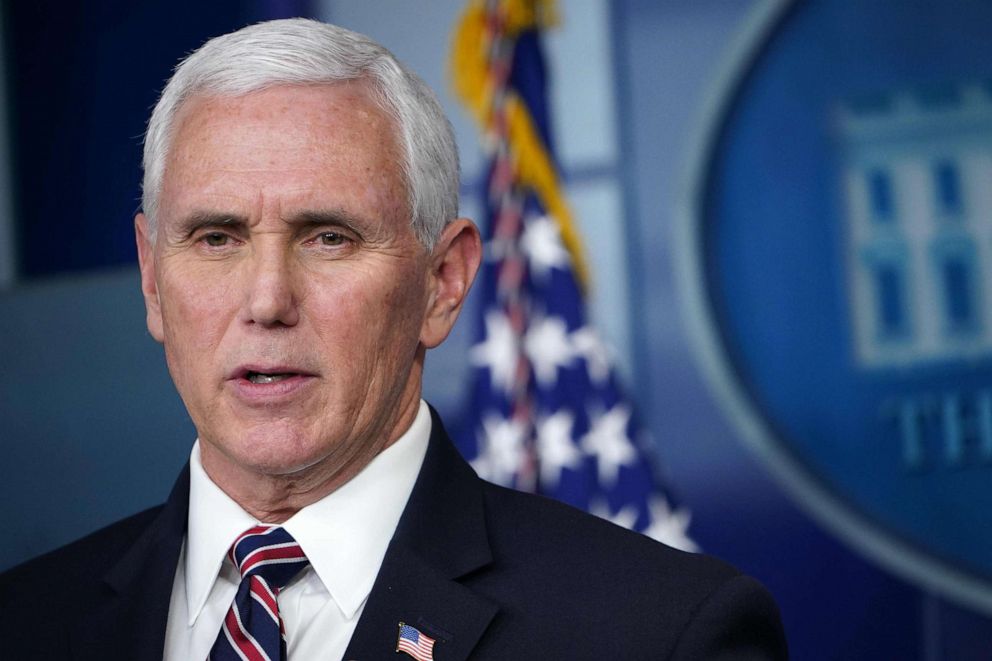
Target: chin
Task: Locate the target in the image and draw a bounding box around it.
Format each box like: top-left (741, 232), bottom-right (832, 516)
top-left (219, 424), bottom-right (330, 477)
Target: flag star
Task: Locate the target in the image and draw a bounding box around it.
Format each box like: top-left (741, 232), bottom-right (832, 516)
top-left (591, 500), bottom-right (639, 530)
top-left (536, 410), bottom-right (582, 489)
top-left (474, 415), bottom-right (527, 486)
top-left (521, 214), bottom-right (570, 279)
top-left (642, 496), bottom-right (698, 552)
top-left (471, 311), bottom-right (519, 394)
top-left (524, 315), bottom-right (575, 387)
top-left (571, 326), bottom-right (613, 385)
top-left (581, 404), bottom-right (636, 486)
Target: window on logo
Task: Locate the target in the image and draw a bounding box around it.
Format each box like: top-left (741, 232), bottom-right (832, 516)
top-left (873, 262), bottom-right (909, 340)
top-left (941, 258), bottom-right (977, 334)
top-left (868, 169), bottom-right (894, 223)
top-left (934, 160), bottom-right (963, 217)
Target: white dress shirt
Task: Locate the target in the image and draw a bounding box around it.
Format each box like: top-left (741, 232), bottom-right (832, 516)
top-left (163, 400), bottom-right (431, 661)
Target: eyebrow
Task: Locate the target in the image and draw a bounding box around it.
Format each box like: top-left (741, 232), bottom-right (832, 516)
top-left (175, 211), bottom-right (246, 240)
top-left (174, 208), bottom-right (372, 240)
top-left (288, 209), bottom-right (369, 239)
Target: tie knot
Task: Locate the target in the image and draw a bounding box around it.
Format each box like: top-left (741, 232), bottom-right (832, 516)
top-left (228, 525), bottom-right (309, 590)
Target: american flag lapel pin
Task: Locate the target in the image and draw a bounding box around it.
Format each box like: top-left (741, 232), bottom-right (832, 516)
top-left (396, 621), bottom-right (436, 661)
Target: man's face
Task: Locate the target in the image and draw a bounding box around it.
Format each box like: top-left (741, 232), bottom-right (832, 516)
top-left (136, 83), bottom-right (451, 490)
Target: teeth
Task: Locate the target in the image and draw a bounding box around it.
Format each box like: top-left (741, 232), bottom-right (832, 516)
top-left (247, 372), bottom-right (291, 384)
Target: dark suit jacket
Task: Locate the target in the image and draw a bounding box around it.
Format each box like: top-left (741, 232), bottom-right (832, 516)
top-left (1, 410), bottom-right (787, 660)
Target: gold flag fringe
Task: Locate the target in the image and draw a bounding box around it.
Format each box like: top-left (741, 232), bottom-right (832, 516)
top-left (450, 0), bottom-right (590, 292)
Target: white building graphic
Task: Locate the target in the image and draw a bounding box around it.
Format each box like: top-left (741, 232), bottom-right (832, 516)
top-left (838, 83), bottom-right (992, 367)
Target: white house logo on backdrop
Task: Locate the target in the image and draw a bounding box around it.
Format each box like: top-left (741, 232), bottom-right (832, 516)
top-left (840, 84), bottom-right (992, 369)
top-left (678, 1), bottom-right (992, 615)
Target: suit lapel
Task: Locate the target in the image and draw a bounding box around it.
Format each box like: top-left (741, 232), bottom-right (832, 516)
top-left (343, 543), bottom-right (498, 661)
top-left (71, 466), bottom-right (189, 661)
top-left (345, 410), bottom-right (498, 661)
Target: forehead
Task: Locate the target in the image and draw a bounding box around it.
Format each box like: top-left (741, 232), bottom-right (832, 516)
top-left (159, 81), bottom-right (408, 222)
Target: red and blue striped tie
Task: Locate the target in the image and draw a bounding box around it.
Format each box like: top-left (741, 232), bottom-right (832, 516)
top-left (209, 525), bottom-right (309, 661)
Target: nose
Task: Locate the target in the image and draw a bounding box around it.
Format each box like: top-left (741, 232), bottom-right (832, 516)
top-left (244, 246), bottom-right (300, 328)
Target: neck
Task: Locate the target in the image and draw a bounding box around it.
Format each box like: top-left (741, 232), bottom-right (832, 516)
top-left (199, 396), bottom-right (423, 523)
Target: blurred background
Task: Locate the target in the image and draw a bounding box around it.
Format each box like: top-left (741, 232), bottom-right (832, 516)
top-left (2, 0), bottom-right (992, 657)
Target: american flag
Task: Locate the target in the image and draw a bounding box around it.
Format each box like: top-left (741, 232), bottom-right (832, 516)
top-left (450, 0), bottom-right (696, 552)
top-left (396, 623), bottom-right (436, 661)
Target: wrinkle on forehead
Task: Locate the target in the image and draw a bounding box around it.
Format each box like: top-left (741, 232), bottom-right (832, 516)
top-left (169, 82), bottom-right (401, 167)
top-left (157, 82), bottom-right (411, 238)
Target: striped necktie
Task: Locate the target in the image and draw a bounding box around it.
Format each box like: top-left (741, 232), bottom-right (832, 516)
top-left (209, 525), bottom-right (310, 661)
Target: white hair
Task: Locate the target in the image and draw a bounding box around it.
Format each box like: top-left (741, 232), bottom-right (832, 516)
top-left (141, 18), bottom-right (459, 249)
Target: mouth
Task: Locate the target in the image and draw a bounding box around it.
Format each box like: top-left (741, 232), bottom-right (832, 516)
top-left (230, 365), bottom-right (317, 384)
top-left (228, 365), bottom-right (318, 403)
top-left (245, 371), bottom-right (296, 384)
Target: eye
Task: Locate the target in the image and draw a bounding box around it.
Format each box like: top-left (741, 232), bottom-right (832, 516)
top-left (202, 232), bottom-right (230, 247)
top-left (319, 231), bottom-right (347, 246)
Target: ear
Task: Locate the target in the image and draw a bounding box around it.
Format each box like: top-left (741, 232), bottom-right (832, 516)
top-left (420, 218), bottom-right (483, 348)
top-left (135, 213), bottom-right (165, 343)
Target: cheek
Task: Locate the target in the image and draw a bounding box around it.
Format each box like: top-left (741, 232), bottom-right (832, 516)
top-left (373, 266), bottom-right (429, 336)
top-left (306, 265), bottom-right (427, 354)
top-left (159, 266), bottom-right (237, 357)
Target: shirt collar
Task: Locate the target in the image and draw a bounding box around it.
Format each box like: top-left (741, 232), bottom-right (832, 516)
top-left (185, 399), bottom-right (432, 624)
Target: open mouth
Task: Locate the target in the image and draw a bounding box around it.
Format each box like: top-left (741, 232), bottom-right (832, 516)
top-left (245, 371), bottom-right (297, 384)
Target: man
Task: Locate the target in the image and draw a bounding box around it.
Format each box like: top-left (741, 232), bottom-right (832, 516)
top-left (0, 18), bottom-right (787, 660)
